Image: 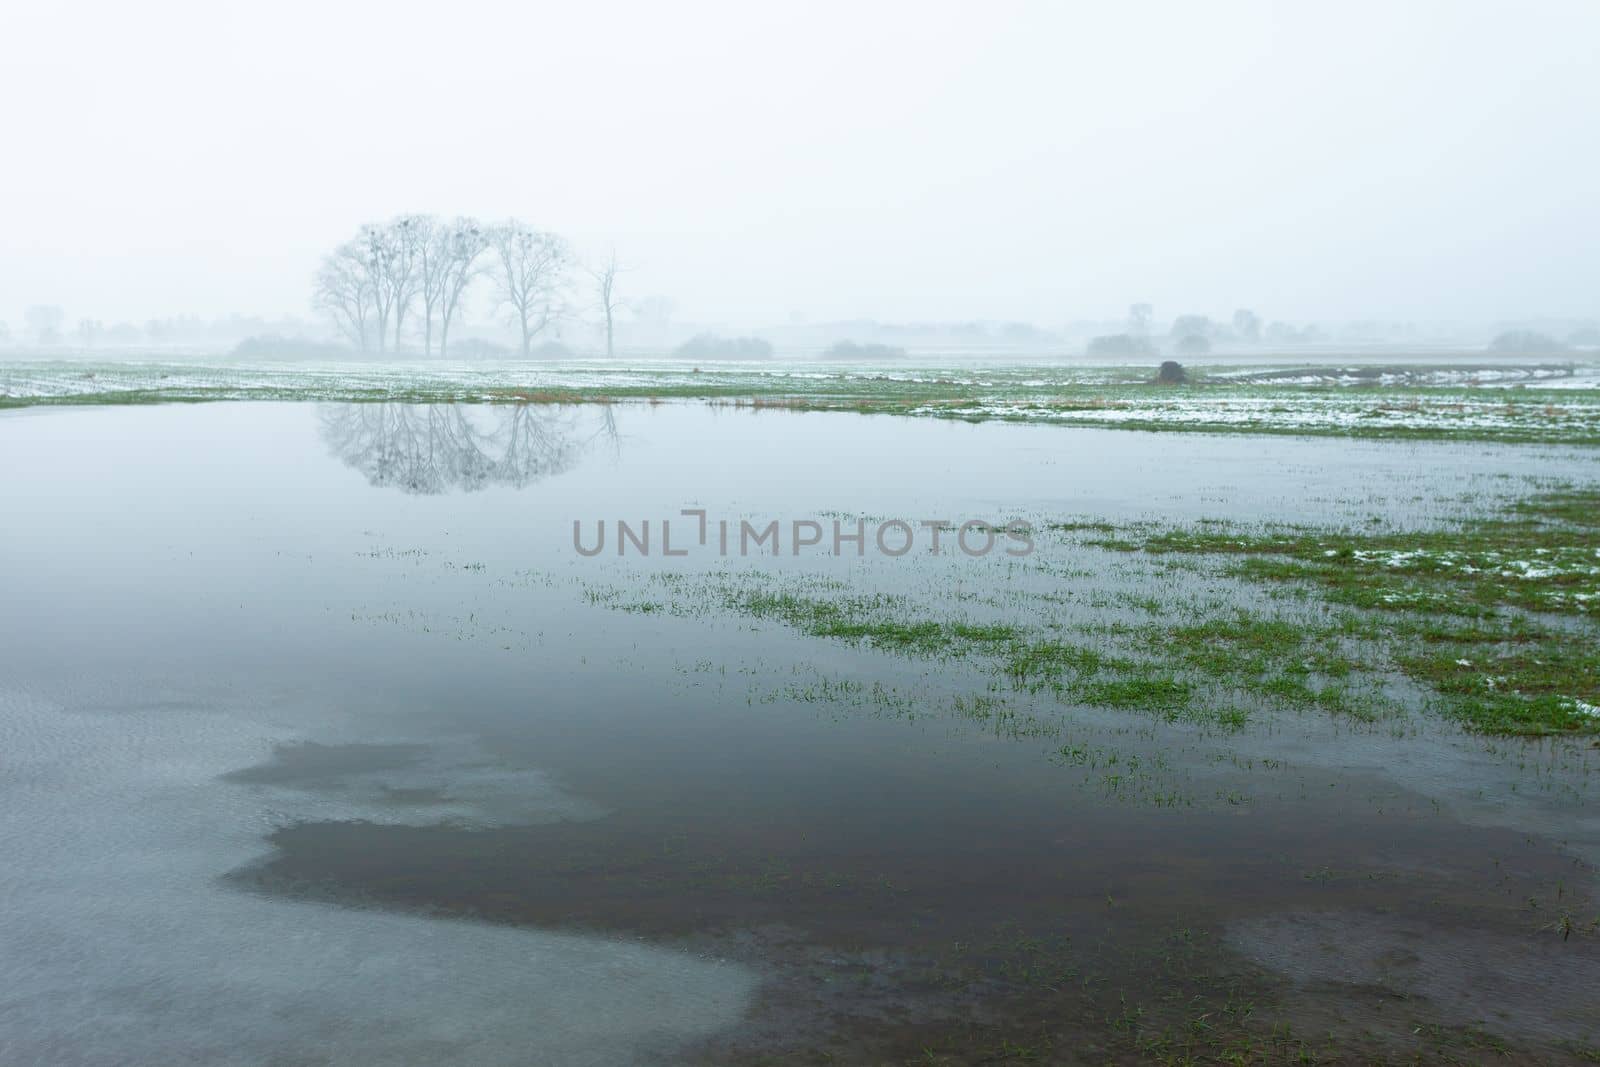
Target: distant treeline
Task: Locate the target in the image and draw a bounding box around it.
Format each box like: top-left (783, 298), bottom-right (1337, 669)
top-left (673, 334), bottom-right (773, 360)
top-left (1086, 305), bottom-right (1600, 358)
top-left (1, 308), bottom-right (321, 349)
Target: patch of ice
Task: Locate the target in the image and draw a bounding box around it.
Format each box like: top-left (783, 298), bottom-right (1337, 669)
top-left (0, 688), bottom-right (755, 1066)
top-left (225, 735), bottom-right (606, 829)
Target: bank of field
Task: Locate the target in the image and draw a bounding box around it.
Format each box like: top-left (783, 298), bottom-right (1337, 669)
top-left (3, 358), bottom-right (1599, 444)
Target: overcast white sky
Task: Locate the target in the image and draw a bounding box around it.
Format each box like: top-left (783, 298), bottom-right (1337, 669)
top-left (1, 0), bottom-right (1596, 329)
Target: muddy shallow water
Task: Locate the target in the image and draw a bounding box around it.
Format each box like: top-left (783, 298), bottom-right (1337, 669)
top-left (2, 402), bottom-right (1597, 1063)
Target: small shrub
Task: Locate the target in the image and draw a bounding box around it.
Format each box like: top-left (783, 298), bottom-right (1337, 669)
top-left (1489, 329), bottom-right (1565, 354)
top-left (449, 337), bottom-right (514, 360)
top-left (230, 335), bottom-right (355, 360)
top-left (1086, 333), bottom-right (1157, 358)
top-left (528, 340), bottom-right (575, 360)
top-left (674, 334), bottom-right (773, 360)
top-left (823, 340), bottom-right (907, 360)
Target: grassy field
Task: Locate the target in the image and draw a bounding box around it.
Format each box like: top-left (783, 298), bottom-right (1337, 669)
top-left (4, 358), bottom-right (1599, 444)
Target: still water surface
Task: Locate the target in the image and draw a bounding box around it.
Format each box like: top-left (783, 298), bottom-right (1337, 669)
top-left (1, 402), bottom-right (1596, 1063)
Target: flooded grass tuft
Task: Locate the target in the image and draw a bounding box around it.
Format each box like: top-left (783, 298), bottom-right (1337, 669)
top-left (1126, 486), bottom-right (1600, 734)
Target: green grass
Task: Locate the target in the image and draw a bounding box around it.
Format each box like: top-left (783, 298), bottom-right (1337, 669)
top-left (6, 359), bottom-right (1599, 444)
top-left (1127, 487), bottom-right (1600, 735)
top-left (580, 488), bottom-right (1598, 738)
top-left (732, 589), bottom-right (1016, 654)
top-left (627, 577), bottom-right (1382, 732)
top-left (1077, 676), bottom-right (1193, 712)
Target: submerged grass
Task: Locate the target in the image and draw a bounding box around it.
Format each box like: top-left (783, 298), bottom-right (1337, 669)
top-left (589, 572), bottom-right (1382, 738)
top-left (1122, 486), bottom-right (1600, 735)
top-left (732, 588), bottom-right (1021, 654)
top-left (727, 585), bottom-right (1258, 728)
top-left (580, 488), bottom-right (1597, 740)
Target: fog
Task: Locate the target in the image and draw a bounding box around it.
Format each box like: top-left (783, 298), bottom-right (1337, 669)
top-left (1, 0), bottom-right (1597, 333)
top-left (5, 11), bottom-right (1598, 1061)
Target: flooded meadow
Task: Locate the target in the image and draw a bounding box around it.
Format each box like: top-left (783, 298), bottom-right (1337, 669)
top-left (2, 396), bottom-right (1598, 1064)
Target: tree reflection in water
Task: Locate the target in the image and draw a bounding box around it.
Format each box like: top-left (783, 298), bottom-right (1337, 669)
top-left (319, 403), bottom-right (617, 494)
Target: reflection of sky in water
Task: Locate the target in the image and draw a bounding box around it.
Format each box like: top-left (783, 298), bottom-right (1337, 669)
top-left (4, 401), bottom-right (1586, 682)
top-left (1, 402), bottom-right (1597, 1062)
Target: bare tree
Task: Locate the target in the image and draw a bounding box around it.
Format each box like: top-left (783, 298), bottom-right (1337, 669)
top-left (1231, 308), bottom-right (1261, 343)
top-left (588, 249), bottom-right (626, 358)
top-left (417, 217), bottom-right (489, 358)
top-left (490, 221), bottom-right (571, 356)
top-left (313, 240), bottom-right (378, 351)
top-left (361, 215), bottom-right (426, 352)
top-left (1170, 314), bottom-right (1213, 340)
top-left (1128, 303), bottom-right (1154, 337)
top-left (24, 305), bottom-right (65, 344)
top-left (410, 215), bottom-right (443, 355)
top-left (357, 227), bottom-right (396, 352)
